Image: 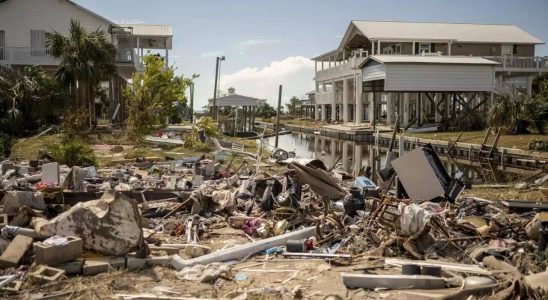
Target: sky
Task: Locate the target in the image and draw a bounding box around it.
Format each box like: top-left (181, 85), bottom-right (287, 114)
top-left (74, 0), bottom-right (548, 110)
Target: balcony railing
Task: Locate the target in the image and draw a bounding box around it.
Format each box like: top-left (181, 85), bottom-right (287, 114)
top-left (315, 55), bottom-right (367, 82)
top-left (484, 56), bottom-right (548, 71)
top-left (0, 47), bottom-right (59, 65)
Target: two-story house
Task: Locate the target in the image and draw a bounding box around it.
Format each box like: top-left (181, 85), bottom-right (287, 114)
top-left (312, 21), bottom-right (547, 129)
top-left (0, 0), bottom-right (173, 123)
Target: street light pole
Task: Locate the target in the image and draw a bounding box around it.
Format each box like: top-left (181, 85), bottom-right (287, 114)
top-left (212, 56), bottom-right (225, 122)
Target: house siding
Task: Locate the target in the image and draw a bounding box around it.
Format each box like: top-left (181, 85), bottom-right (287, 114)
top-left (362, 63), bottom-right (386, 81)
top-left (0, 0), bottom-right (112, 48)
top-left (384, 64), bottom-right (494, 92)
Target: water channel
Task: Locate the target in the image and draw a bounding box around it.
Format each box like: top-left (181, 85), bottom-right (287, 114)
top-left (261, 132), bottom-right (524, 184)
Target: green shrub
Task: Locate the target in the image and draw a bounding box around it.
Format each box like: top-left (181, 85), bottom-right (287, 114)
top-left (529, 139), bottom-right (548, 152)
top-left (63, 110), bottom-right (90, 138)
top-left (49, 141), bottom-right (97, 167)
top-left (0, 134), bottom-right (13, 158)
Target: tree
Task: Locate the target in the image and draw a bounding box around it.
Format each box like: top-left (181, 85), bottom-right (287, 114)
top-left (285, 96), bottom-right (299, 116)
top-left (488, 82), bottom-right (548, 134)
top-left (124, 55), bottom-right (189, 141)
top-left (256, 101), bottom-right (277, 118)
top-left (0, 66), bottom-right (66, 136)
top-left (46, 19), bottom-right (117, 126)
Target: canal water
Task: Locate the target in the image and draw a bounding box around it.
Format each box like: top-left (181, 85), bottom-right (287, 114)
top-left (261, 132), bottom-right (522, 183)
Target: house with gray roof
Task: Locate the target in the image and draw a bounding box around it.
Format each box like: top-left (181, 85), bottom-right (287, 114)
top-left (0, 0), bottom-right (173, 123)
top-left (312, 21), bottom-right (547, 129)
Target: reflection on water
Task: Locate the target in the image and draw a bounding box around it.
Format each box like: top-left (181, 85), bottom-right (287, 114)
top-left (261, 133), bottom-right (520, 184)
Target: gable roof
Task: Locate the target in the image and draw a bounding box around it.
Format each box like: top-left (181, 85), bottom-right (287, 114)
top-left (340, 20), bottom-right (543, 49)
top-left (65, 0), bottom-right (117, 26)
top-left (208, 93), bottom-right (260, 107)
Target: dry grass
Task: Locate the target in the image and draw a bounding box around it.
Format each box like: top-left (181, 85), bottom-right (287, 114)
top-left (460, 186), bottom-right (544, 201)
top-left (10, 133), bottom-right (65, 161)
top-left (410, 130), bottom-right (547, 150)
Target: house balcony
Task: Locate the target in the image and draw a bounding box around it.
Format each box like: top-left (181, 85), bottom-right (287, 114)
top-left (484, 56), bottom-right (548, 73)
top-left (315, 55), bottom-right (367, 82)
top-left (0, 47), bottom-right (59, 66)
top-left (0, 46), bottom-right (168, 73)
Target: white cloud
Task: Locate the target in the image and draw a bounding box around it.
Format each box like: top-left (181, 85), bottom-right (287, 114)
top-left (220, 56), bottom-right (314, 106)
top-left (238, 39), bottom-right (281, 54)
top-left (334, 34), bottom-right (344, 39)
top-left (201, 50), bottom-right (224, 57)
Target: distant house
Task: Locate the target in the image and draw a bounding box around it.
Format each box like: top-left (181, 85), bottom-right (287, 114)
top-left (0, 0), bottom-right (173, 123)
top-left (312, 21), bottom-right (547, 128)
top-left (208, 87), bottom-right (259, 134)
top-left (296, 91), bottom-right (316, 119)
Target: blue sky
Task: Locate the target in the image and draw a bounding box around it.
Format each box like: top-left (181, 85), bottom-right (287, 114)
top-left (75, 0), bottom-right (548, 109)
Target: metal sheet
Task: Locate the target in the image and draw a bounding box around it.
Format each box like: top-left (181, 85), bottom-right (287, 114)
top-left (391, 148), bottom-right (445, 202)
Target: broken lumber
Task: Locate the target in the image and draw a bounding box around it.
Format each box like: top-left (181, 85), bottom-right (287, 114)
top-left (171, 226), bottom-right (316, 270)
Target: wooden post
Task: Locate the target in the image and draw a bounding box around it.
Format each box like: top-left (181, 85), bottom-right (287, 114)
top-left (275, 85), bottom-right (282, 148)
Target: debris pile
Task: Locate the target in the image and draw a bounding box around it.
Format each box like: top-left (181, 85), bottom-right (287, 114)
top-left (0, 143), bottom-right (547, 299)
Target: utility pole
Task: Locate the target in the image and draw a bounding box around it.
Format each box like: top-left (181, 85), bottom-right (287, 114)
top-left (189, 74), bottom-right (199, 124)
top-left (189, 83), bottom-right (194, 123)
top-left (275, 85), bottom-right (282, 148)
top-left (212, 56), bottom-right (225, 122)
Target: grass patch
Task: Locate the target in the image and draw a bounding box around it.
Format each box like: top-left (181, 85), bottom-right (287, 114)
top-left (409, 130), bottom-right (547, 150)
top-left (460, 186), bottom-right (543, 202)
top-left (10, 133), bottom-right (65, 161)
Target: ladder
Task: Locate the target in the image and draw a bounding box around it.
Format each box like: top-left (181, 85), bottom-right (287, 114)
top-left (476, 128), bottom-right (501, 183)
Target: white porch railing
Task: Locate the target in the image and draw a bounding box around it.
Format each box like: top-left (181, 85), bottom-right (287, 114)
top-left (484, 56), bottom-right (548, 71)
top-left (315, 55), bottom-right (367, 82)
top-left (0, 47), bottom-right (59, 65)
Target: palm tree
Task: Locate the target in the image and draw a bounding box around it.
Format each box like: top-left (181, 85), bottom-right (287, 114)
top-left (46, 19), bottom-right (117, 126)
top-left (0, 66), bottom-right (65, 136)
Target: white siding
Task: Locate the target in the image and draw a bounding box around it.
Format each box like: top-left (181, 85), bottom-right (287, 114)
top-left (384, 64), bottom-right (494, 92)
top-left (362, 64), bottom-right (386, 81)
top-left (0, 0), bottom-right (112, 48)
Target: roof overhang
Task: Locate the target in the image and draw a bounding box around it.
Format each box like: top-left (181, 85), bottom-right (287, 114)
top-left (358, 55), bottom-right (500, 69)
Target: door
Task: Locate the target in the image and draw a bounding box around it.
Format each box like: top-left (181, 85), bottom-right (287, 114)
top-left (0, 31), bottom-right (5, 61)
top-left (31, 30), bottom-right (46, 56)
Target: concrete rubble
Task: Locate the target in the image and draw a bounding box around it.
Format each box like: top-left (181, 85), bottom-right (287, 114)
top-left (0, 142), bottom-right (547, 299)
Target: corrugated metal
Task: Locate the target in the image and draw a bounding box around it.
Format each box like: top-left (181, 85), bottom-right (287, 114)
top-left (119, 24), bottom-right (173, 37)
top-left (363, 64), bottom-right (386, 81)
top-left (384, 64), bottom-right (494, 92)
top-left (370, 55), bottom-right (499, 65)
top-left (351, 21), bottom-right (543, 44)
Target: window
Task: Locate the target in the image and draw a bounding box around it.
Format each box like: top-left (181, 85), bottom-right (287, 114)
top-left (31, 30), bottom-right (46, 56)
top-left (491, 46), bottom-right (497, 56)
top-left (512, 44), bottom-right (518, 55)
top-left (0, 31), bottom-right (4, 61)
top-left (382, 46), bottom-right (393, 54)
top-left (418, 43), bottom-right (431, 54)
